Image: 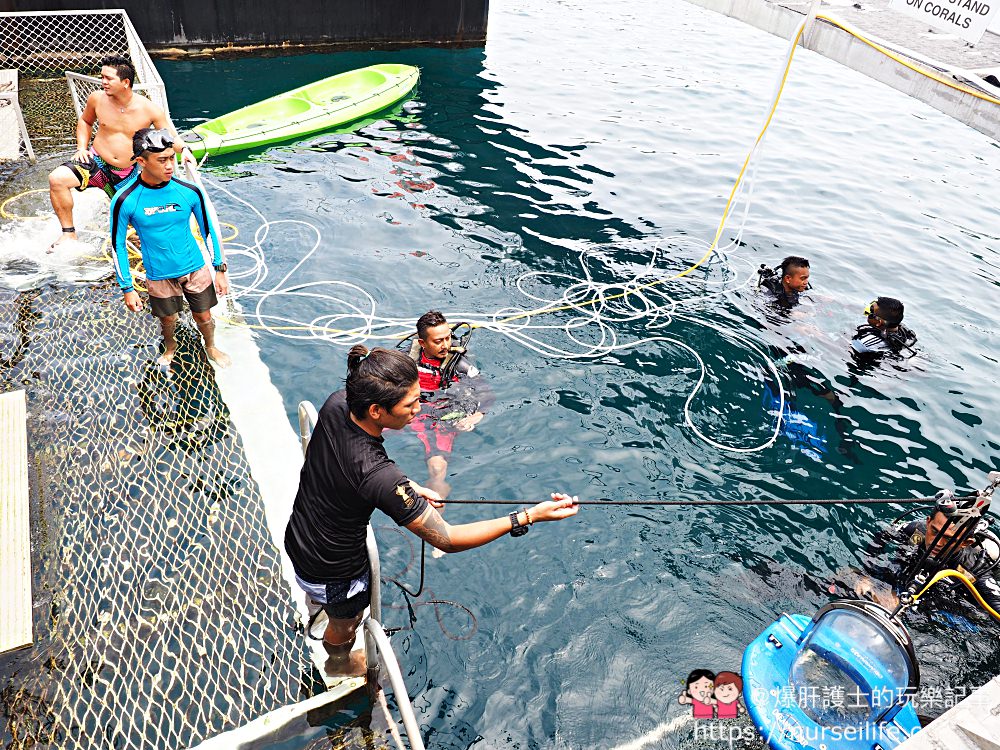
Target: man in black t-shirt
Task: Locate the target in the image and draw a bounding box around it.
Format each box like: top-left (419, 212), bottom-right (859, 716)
top-left (286, 390), bottom-right (428, 589)
top-left (284, 346), bottom-right (580, 675)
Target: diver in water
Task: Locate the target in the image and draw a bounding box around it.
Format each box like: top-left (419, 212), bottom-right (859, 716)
top-left (757, 256), bottom-right (857, 458)
top-left (407, 310), bottom-right (491, 502)
top-left (757, 256), bottom-right (811, 308)
top-left (854, 503), bottom-right (1000, 614)
top-left (851, 296), bottom-right (917, 360)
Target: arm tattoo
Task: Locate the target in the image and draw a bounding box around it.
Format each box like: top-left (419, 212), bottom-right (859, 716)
top-left (413, 507), bottom-right (453, 551)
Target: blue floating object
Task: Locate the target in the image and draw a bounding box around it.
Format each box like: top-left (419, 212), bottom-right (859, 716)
top-left (763, 385), bottom-right (827, 459)
top-left (742, 601), bottom-right (922, 750)
top-left (931, 609), bottom-right (979, 633)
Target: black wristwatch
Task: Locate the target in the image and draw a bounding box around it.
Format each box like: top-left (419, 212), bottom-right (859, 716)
top-left (214, 262), bottom-right (227, 272)
top-left (509, 510), bottom-right (529, 537)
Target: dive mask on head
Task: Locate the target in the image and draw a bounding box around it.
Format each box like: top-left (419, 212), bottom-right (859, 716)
top-left (864, 300), bottom-right (877, 317)
top-left (133, 128), bottom-right (174, 158)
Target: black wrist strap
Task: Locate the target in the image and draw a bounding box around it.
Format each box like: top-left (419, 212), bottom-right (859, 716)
top-left (509, 510), bottom-right (529, 537)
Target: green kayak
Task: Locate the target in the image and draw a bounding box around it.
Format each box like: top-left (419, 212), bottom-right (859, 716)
top-left (183, 63), bottom-right (419, 158)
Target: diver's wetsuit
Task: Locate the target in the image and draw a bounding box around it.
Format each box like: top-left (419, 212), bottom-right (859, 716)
top-left (410, 349), bottom-right (489, 457)
top-left (760, 276), bottom-right (800, 307)
top-left (851, 324), bottom-right (917, 358)
top-left (865, 520), bottom-right (1000, 612)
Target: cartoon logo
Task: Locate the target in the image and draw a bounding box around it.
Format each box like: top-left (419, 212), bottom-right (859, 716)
top-left (679, 669), bottom-right (744, 719)
top-left (143, 203), bottom-right (182, 216)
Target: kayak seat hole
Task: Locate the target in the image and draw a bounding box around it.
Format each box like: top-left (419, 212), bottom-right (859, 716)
top-left (306, 71), bottom-right (386, 103)
top-left (201, 121), bottom-right (227, 136)
top-left (225, 97), bottom-right (312, 130)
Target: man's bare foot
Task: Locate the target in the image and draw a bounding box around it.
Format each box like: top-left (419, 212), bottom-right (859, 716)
top-left (48, 230), bottom-right (78, 253)
top-left (322, 643), bottom-right (367, 678)
top-left (205, 347), bottom-right (231, 368)
top-left (156, 343), bottom-right (177, 367)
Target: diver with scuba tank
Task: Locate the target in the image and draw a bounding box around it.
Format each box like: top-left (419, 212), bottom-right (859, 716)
top-left (853, 483), bottom-right (1000, 616)
top-left (406, 310), bottom-right (492, 503)
top-left (757, 255), bottom-right (811, 308)
top-left (851, 296), bottom-right (917, 360)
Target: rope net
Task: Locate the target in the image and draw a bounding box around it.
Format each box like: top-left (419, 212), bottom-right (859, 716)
top-left (0, 283), bottom-right (323, 749)
top-left (0, 11), bottom-right (139, 81)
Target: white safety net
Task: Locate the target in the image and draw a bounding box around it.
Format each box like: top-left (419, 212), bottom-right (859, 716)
top-left (0, 9), bottom-right (169, 166)
top-left (0, 284), bottom-right (324, 749)
top-left (0, 11), bottom-right (329, 750)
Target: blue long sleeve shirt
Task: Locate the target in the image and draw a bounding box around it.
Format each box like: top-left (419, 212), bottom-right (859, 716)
top-left (109, 174), bottom-right (223, 293)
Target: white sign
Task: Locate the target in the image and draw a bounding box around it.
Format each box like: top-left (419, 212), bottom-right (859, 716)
top-left (889, 0), bottom-right (1000, 44)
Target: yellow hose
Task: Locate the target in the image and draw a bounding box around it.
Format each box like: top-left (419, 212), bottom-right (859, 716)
top-left (0, 189), bottom-right (50, 220)
top-left (912, 568), bottom-right (1000, 622)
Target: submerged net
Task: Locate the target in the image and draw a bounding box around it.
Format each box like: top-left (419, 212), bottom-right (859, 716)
top-left (0, 282), bottom-right (323, 749)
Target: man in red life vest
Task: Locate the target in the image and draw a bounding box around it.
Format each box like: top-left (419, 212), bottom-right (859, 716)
top-left (408, 311), bottom-right (488, 504)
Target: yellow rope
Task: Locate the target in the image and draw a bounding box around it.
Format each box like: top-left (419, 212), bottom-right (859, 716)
top-left (0, 189), bottom-right (50, 220)
top-left (912, 568), bottom-right (1000, 622)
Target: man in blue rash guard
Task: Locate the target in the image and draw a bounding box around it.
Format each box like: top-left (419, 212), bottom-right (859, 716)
top-left (111, 128), bottom-right (231, 367)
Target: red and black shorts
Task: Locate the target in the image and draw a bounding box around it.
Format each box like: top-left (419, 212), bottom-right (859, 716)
top-left (409, 413), bottom-right (458, 457)
top-left (64, 149), bottom-right (136, 199)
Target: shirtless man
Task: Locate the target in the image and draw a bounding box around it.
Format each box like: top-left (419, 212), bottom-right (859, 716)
top-left (47, 56), bottom-right (179, 249)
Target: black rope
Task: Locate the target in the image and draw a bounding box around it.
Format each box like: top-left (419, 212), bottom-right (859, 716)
top-left (436, 494), bottom-right (979, 507)
top-left (378, 529), bottom-right (478, 640)
top-left (390, 539), bottom-right (427, 598)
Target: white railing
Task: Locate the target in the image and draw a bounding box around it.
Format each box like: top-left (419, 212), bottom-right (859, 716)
top-left (298, 400), bottom-right (426, 750)
top-left (0, 70), bottom-right (33, 163)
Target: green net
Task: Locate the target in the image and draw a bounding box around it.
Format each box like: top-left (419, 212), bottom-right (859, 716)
top-left (0, 282), bottom-right (324, 749)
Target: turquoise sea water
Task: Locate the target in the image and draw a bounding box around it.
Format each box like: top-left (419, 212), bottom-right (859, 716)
top-left (159, 0), bottom-right (1000, 746)
top-left (4, 0), bottom-right (1000, 746)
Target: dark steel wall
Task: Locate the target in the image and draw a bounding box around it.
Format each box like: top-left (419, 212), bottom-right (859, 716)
top-left (0, 0), bottom-right (488, 47)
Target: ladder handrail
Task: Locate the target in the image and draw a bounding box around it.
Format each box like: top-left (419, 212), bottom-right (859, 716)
top-left (364, 618), bottom-right (426, 750)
